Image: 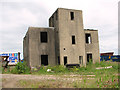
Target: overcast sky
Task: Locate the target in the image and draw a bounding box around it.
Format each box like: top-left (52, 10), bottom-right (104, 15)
top-left (0, 0), bottom-right (119, 59)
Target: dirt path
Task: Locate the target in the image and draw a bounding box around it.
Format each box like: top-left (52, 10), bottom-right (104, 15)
top-left (2, 74), bottom-right (95, 88)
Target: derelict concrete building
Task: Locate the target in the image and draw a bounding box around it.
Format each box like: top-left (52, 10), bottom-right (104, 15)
top-left (23, 8), bottom-right (100, 67)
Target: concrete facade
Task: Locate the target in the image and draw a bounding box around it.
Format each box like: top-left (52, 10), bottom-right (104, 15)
top-left (84, 29), bottom-right (100, 64)
top-left (23, 8), bottom-right (100, 68)
top-left (23, 27), bottom-right (56, 67)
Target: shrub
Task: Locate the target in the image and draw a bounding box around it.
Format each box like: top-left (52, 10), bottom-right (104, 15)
top-left (70, 66), bottom-right (79, 72)
top-left (11, 61), bottom-right (30, 74)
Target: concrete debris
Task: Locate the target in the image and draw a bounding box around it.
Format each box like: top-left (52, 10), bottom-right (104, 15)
top-left (47, 69), bottom-right (52, 72)
top-left (96, 66), bottom-right (112, 69)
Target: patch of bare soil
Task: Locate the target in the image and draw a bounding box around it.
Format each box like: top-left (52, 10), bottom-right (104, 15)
top-left (2, 74), bottom-right (95, 88)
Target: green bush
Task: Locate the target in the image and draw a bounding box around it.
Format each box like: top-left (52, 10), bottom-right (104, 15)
top-left (70, 66), bottom-right (79, 72)
top-left (11, 61), bottom-right (30, 74)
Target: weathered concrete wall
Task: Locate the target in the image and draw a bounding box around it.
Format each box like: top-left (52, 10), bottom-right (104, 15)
top-left (49, 9), bottom-right (60, 65)
top-left (23, 31), bottom-right (30, 67)
top-left (85, 30), bottom-right (100, 63)
top-left (49, 8), bottom-right (86, 66)
top-left (28, 27), bottom-right (56, 67)
top-left (23, 8), bottom-right (100, 67)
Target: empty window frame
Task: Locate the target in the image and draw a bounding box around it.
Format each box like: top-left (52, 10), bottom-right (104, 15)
top-left (70, 12), bottom-right (74, 20)
top-left (41, 55), bottom-right (48, 66)
top-left (79, 56), bottom-right (83, 65)
top-left (87, 54), bottom-right (92, 63)
top-left (64, 56), bottom-right (67, 65)
top-left (58, 56), bottom-right (60, 65)
top-left (72, 35), bottom-right (75, 44)
top-left (40, 32), bottom-right (48, 43)
top-left (85, 34), bottom-right (91, 44)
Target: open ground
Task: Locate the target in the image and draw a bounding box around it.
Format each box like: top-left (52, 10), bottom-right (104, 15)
top-left (2, 61), bottom-right (119, 88)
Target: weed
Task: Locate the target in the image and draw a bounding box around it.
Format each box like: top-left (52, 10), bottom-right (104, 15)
top-left (2, 60), bottom-right (119, 88)
top-left (11, 61), bottom-right (30, 74)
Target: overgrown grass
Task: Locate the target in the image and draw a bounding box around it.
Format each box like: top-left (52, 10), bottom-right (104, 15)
top-left (2, 60), bottom-right (118, 75)
top-left (2, 61), bottom-right (30, 74)
top-left (2, 61), bottom-right (119, 88)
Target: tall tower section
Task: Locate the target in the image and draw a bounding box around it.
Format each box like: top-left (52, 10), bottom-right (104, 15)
top-left (49, 8), bottom-right (86, 66)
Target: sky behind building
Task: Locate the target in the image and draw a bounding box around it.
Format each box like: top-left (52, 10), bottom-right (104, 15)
top-left (0, 0), bottom-right (119, 59)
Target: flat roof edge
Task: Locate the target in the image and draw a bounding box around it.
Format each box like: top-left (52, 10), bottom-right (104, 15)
top-left (84, 29), bottom-right (98, 31)
top-left (28, 27), bottom-right (54, 29)
top-left (57, 8), bottom-right (82, 12)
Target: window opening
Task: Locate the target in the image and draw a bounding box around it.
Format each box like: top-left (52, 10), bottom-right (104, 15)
top-left (86, 34), bottom-right (91, 44)
top-left (70, 12), bottom-right (74, 20)
top-left (72, 36), bottom-right (75, 44)
top-left (40, 32), bottom-right (47, 43)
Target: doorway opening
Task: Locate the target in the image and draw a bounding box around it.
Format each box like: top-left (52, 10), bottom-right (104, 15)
top-left (41, 55), bottom-right (48, 66)
top-left (87, 54), bottom-right (92, 63)
top-left (79, 56), bottom-right (83, 65)
top-left (64, 56), bottom-right (67, 65)
top-left (58, 56), bottom-right (60, 65)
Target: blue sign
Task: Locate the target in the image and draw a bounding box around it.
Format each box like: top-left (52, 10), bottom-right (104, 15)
top-left (100, 55), bottom-right (120, 62)
top-left (0, 53), bottom-right (18, 64)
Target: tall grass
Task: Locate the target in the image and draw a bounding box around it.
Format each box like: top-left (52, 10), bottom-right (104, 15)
top-left (2, 60), bottom-right (119, 88)
top-left (2, 60), bottom-right (118, 75)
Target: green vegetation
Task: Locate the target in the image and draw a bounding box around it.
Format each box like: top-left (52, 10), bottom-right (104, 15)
top-left (3, 62), bottom-right (30, 74)
top-left (12, 62), bottom-right (30, 74)
top-left (2, 61), bottom-right (119, 88)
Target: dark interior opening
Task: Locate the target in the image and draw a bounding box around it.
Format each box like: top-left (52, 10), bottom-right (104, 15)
top-left (79, 56), bottom-right (83, 64)
top-left (66, 64), bottom-right (80, 68)
top-left (41, 32), bottom-right (47, 43)
top-left (72, 36), bottom-right (75, 44)
top-left (41, 55), bottom-right (48, 66)
top-left (85, 34), bottom-right (91, 44)
top-left (87, 54), bottom-right (92, 62)
top-left (58, 56), bottom-right (60, 65)
top-left (70, 12), bottom-right (74, 20)
top-left (64, 56), bottom-right (67, 65)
